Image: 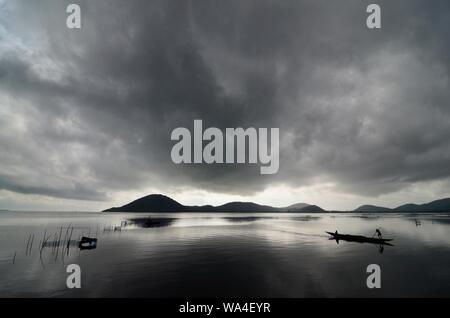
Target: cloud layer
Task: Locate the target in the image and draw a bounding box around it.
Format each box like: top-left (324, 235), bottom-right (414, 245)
top-left (0, 0), bottom-right (449, 209)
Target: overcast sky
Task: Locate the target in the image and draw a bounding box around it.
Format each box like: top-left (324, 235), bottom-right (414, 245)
top-left (0, 0), bottom-right (449, 211)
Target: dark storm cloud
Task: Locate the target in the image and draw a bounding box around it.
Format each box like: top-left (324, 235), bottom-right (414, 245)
top-left (0, 0), bottom-right (449, 202)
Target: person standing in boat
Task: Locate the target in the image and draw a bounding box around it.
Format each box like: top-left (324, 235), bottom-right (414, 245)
top-left (375, 229), bottom-right (382, 239)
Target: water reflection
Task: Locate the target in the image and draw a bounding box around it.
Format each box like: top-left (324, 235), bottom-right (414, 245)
top-left (288, 216), bottom-right (321, 222)
top-left (223, 216), bottom-right (270, 223)
top-left (0, 212), bottom-right (449, 297)
top-left (41, 240), bottom-right (79, 248)
top-left (222, 215), bottom-right (321, 224)
top-left (125, 217), bottom-right (176, 228)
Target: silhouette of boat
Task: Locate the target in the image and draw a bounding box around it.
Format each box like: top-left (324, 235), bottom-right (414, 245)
top-left (79, 237), bottom-right (98, 250)
top-left (326, 231), bottom-right (393, 245)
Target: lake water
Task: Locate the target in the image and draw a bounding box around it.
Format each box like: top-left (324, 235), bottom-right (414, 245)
top-left (1, 212), bottom-right (449, 297)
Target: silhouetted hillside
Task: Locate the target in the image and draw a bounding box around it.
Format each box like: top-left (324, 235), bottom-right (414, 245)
top-left (394, 198), bottom-right (450, 212)
top-left (299, 205), bottom-right (325, 213)
top-left (104, 194), bottom-right (450, 213)
top-left (353, 198), bottom-right (450, 213)
top-left (103, 194), bottom-right (324, 213)
top-left (104, 194), bottom-right (187, 212)
top-left (354, 205), bottom-right (392, 212)
top-left (212, 202), bottom-right (277, 212)
top-left (281, 203), bottom-right (308, 212)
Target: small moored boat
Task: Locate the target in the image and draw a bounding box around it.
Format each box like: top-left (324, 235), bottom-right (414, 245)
top-left (79, 236), bottom-right (98, 250)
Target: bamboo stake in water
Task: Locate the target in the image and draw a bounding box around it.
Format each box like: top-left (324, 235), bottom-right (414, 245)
top-left (55, 226), bottom-right (63, 260)
top-left (29, 234), bottom-right (35, 254)
top-left (61, 224), bottom-right (71, 259)
top-left (67, 226), bottom-right (74, 256)
top-left (25, 234), bottom-right (31, 255)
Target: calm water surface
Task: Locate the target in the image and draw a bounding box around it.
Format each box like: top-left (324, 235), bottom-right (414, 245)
top-left (1, 212), bottom-right (450, 297)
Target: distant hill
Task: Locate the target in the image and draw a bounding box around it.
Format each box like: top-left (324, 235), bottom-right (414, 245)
top-left (394, 198), bottom-right (450, 212)
top-left (393, 203), bottom-right (419, 211)
top-left (354, 205), bottom-right (392, 212)
top-left (281, 203), bottom-right (308, 212)
top-left (104, 194), bottom-right (188, 213)
top-left (213, 202), bottom-right (278, 212)
top-left (103, 194), bottom-right (324, 213)
top-left (353, 198), bottom-right (450, 213)
top-left (297, 205), bottom-right (325, 213)
top-left (104, 194), bottom-right (450, 213)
